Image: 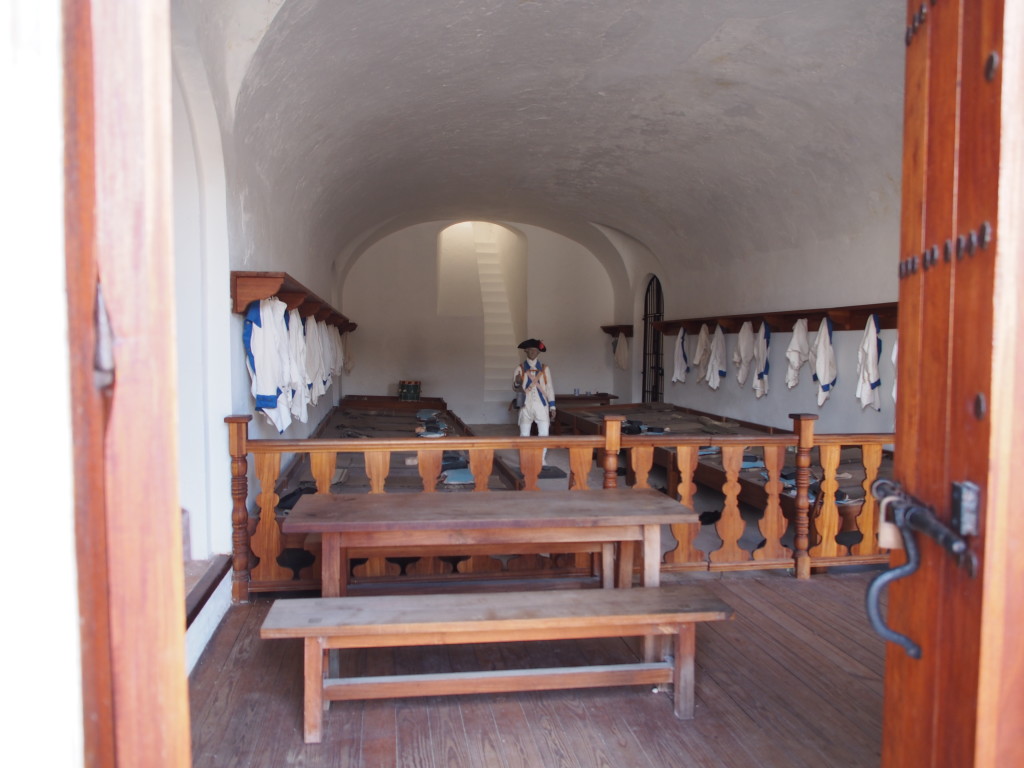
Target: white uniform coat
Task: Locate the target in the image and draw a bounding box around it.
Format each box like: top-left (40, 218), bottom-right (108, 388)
top-left (287, 308), bottom-right (311, 423)
top-left (733, 321), bottom-right (755, 385)
top-left (693, 324), bottom-right (711, 378)
top-left (785, 318), bottom-right (810, 389)
top-left (244, 297), bottom-right (293, 433)
top-left (305, 318), bottom-right (326, 404)
top-left (614, 332), bottom-right (630, 370)
top-left (810, 318), bottom-right (837, 406)
top-left (753, 322), bottom-right (771, 399)
top-left (514, 359), bottom-right (556, 435)
top-left (704, 325), bottom-right (727, 390)
top-left (671, 328), bottom-right (688, 383)
top-left (855, 314), bottom-right (882, 411)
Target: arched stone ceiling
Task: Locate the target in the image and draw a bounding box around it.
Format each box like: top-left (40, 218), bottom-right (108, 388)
top-left (224, 0), bottom-right (904, 283)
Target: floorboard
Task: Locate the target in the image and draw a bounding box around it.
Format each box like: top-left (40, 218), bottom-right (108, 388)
top-left (190, 569), bottom-right (886, 768)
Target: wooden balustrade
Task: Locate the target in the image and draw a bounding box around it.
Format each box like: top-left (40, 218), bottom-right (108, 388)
top-left (226, 412), bottom-right (893, 601)
top-left (619, 415), bottom-right (894, 580)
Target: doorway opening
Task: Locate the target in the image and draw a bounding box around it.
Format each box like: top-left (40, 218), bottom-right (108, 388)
top-left (641, 276), bottom-right (664, 403)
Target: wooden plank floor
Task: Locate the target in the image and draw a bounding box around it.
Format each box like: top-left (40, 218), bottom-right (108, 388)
top-left (190, 568), bottom-right (885, 768)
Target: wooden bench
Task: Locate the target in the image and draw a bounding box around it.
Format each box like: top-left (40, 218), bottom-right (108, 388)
top-left (260, 585), bottom-right (734, 743)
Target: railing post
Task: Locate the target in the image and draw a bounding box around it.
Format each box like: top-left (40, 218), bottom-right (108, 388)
top-left (789, 413), bottom-right (818, 579)
top-left (602, 415), bottom-right (625, 489)
top-left (226, 415), bottom-right (252, 603)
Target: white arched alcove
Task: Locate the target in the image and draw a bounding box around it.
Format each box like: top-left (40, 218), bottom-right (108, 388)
top-left (342, 221), bottom-right (617, 424)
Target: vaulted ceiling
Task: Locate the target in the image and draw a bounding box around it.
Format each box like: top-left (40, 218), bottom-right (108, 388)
top-left (182, 0), bottom-right (904, 281)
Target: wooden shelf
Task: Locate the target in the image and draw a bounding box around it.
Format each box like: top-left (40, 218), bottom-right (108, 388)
top-left (231, 271), bottom-right (357, 332)
top-left (600, 324), bottom-right (634, 338)
top-left (653, 302), bottom-right (897, 335)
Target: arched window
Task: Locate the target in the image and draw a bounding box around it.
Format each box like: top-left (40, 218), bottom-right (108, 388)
top-left (641, 276), bottom-right (664, 402)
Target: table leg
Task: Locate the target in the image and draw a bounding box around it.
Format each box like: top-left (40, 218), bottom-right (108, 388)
top-left (616, 541), bottom-right (635, 588)
top-left (322, 533), bottom-right (342, 598)
top-left (673, 623), bottom-right (696, 719)
top-left (642, 525), bottom-right (662, 664)
top-left (303, 637), bottom-right (324, 743)
top-left (601, 543), bottom-right (615, 588)
top-left (642, 524), bottom-right (661, 587)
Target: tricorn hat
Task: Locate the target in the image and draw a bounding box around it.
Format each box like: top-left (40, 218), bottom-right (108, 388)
top-left (517, 338), bottom-right (546, 351)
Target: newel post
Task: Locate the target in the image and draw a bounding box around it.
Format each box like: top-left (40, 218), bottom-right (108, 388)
top-left (602, 415), bottom-right (625, 489)
top-left (226, 415), bottom-right (252, 603)
top-left (789, 413), bottom-right (818, 580)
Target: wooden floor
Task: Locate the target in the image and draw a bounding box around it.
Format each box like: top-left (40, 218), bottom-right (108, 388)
top-left (190, 568), bottom-right (886, 768)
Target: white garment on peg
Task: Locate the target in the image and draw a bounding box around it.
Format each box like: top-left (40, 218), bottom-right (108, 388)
top-left (809, 317), bottom-right (837, 406)
top-left (855, 314), bottom-right (882, 411)
top-left (785, 318), bottom-right (810, 389)
top-left (704, 325), bottom-right (727, 390)
top-left (244, 297), bottom-right (293, 433)
top-left (671, 328), bottom-right (689, 383)
top-left (693, 324), bottom-right (711, 378)
top-left (733, 321), bottom-right (755, 385)
top-left (753, 322), bottom-right (771, 399)
top-left (614, 332), bottom-right (629, 370)
top-left (287, 308), bottom-right (310, 423)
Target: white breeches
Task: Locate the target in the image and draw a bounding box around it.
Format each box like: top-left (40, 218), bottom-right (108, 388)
top-left (518, 398), bottom-right (550, 463)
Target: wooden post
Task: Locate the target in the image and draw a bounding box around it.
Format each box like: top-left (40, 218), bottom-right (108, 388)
top-left (226, 416), bottom-right (252, 602)
top-left (601, 415), bottom-right (625, 489)
top-left (789, 413), bottom-right (818, 579)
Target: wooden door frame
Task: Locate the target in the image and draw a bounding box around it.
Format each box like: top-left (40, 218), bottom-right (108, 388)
top-left (62, 0), bottom-right (1023, 766)
top-left (65, 0), bottom-right (191, 766)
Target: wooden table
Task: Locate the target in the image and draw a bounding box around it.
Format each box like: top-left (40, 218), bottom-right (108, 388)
top-left (284, 488), bottom-right (698, 596)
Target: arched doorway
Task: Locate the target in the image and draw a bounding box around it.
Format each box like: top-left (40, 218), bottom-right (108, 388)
top-left (641, 276), bottom-right (664, 403)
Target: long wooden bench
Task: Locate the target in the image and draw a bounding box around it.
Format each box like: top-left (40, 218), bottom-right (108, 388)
top-left (261, 585), bottom-right (734, 743)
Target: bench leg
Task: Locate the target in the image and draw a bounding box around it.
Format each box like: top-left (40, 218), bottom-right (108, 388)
top-left (616, 541), bottom-right (635, 588)
top-left (672, 623), bottom-right (696, 719)
top-left (304, 637), bottom-right (325, 743)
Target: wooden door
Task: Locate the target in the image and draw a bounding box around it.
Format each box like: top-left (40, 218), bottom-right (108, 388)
top-left (885, 1), bottom-right (1023, 766)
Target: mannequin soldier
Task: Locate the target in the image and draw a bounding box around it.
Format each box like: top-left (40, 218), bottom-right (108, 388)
top-left (512, 339), bottom-right (556, 463)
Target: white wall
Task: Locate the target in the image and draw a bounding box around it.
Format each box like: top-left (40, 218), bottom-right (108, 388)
top-left (171, 18), bottom-right (237, 558)
top-left (4, 2), bottom-right (84, 764)
top-left (343, 222), bottom-right (617, 423)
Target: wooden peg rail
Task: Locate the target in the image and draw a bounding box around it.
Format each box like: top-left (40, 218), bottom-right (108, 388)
top-left (600, 324), bottom-right (634, 338)
top-left (652, 302), bottom-right (897, 336)
top-left (231, 271), bottom-right (358, 332)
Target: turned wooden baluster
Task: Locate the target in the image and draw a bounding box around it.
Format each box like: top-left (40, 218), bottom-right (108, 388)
top-left (815, 443), bottom-right (842, 558)
top-left (602, 416), bottom-right (624, 488)
top-left (754, 443), bottom-right (791, 561)
top-left (309, 451), bottom-right (338, 493)
top-left (416, 449), bottom-right (442, 492)
top-left (469, 448), bottom-right (493, 492)
top-left (790, 413), bottom-right (818, 579)
top-left (519, 446), bottom-right (544, 490)
top-left (250, 452), bottom-right (284, 583)
top-left (364, 450), bottom-right (391, 493)
top-left (664, 444), bottom-right (704, 566)
top-left (710, 445), bottom-right (745, 564)
top-left (567, 446), bottom-right (593, 491)
top-left (226, 416), bottom-right (252, 603)
top-left (855, 443), bottom-right (884, 555)
top-left (629, 445), bottom-right (654, 489)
